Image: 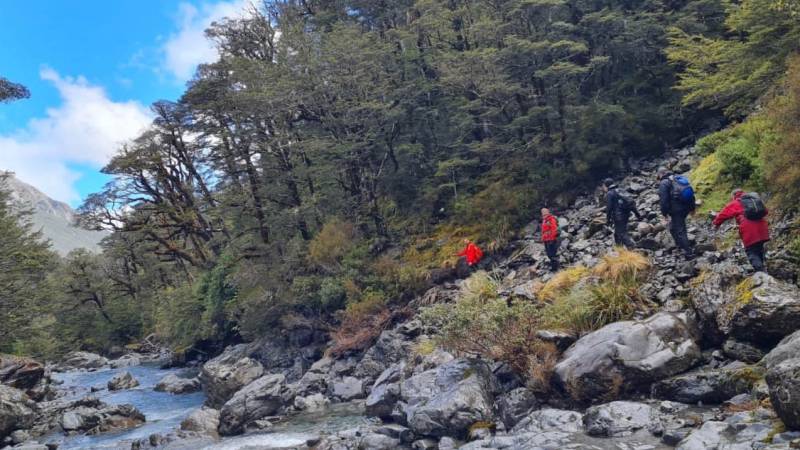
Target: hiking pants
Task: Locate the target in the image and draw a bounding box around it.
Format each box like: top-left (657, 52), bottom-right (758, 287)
top-left (669, 211), bottom-right (692, 257)
top-left (745, 241), bottom-right (767, 272)
top-left (613, 218), bottom-right (636, 249)
top-left (544, 240), bottom-right (560, 272)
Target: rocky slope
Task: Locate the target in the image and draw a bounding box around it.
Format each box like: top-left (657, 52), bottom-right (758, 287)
top-left (4, 146), bottom-right (800, 450)
top-left (3, 174), bottom-right (107, 255)
top-left (162, 146), bottom-right (799, 449)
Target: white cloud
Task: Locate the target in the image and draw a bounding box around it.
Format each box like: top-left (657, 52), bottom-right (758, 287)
top-left (0, 68), bottom-right (152, 204)
top-left (162, 0), bottom-right (251, 81)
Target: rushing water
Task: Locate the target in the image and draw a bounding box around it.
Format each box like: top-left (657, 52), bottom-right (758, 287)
top-left (48, 363), bottom-right (369, 450)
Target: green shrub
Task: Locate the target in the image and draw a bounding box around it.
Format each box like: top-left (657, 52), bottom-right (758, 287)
top-left (421, 271), bottom-right (557, 392)
top-left (308, 219), bottom-right (357, 272)
top-left (696, 129), bottom-right (734, 155)
top-left (718, 137), bottom-right (760, 183)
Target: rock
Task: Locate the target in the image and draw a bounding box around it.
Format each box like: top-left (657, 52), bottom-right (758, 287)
top-left (9, 429), bottom-right (30, 444)
top-left (766, 357), bottom-right (800, 430)
top-left (107, 371), bottom-right (140, 391)
top-left (374, 423), bottom-right (413, 443)
top-left (0, 355), bottom-right (45, 391)
top-left (400, 358), bottom-right (495, 438)
top-left (764, 329), bottom-right (800, 370)
top-left (511, 408), bottom-right (583, 434)
top-left (0, 386), bottom-right (36, 440)
top-left (154, 374), bottom-right (201, 394)
top-left (535, 330), bottom-right (576, 351)
top-left (293, 393), bottom-right (329, 412)
top-left (108, 354), bottom-right (141, 369)
top-left (583, 401), bottom-right (659, 437)
top-left (59, 352), bottom-right (108, 370)
top-left (493, 387), bottom-right (539, 429)
top-left (60, 403), bottom-right (145, 435)
top-left (353, 330), bottom-right (412, 381)
top-left (218, 373), bottom-right (293, 436)
top-left (200, 345), bottom-right (264, 408)
top-left (652, 366), bottom-right (757, 404)
top-left (553, 312), bottom-right (702, 404)
top-left (675, 421), bottom-right (732, 450)
top-left (689, 261), bottom-right (743, 344)
top-left (722, 339), bottom-right (765, 364)
top-left (331, 376), bottom-right (364, 401)
top-left (359, 433), bottom-right (400, 450)
top-left (365, 364), bottom-right (404, 419)
top-left (724, 273), bottom-right (800, 346)
top-left (180, 407), bottom-right (219, 437)
top-left (438, 436), bottom-right (458, 450)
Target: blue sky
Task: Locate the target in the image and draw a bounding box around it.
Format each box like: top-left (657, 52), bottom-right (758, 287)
top-left (0, 0), bottom-right (250, 206)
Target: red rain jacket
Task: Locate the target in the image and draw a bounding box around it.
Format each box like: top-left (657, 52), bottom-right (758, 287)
top-left (458, 242), bottom-right (484, 266)
top-left (713, 192), bottom-right (770, 248)
top-left (541, 214), bottom-right (558, 242)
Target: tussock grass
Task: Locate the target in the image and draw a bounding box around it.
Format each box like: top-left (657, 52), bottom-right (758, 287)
top-left (592, 248), bottom-right (651, 283)
top-left (537, 266), bottom-right (589, 302)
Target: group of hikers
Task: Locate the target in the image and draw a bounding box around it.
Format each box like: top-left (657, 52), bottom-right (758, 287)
top-left (457, 167), bottom-right (771, 274)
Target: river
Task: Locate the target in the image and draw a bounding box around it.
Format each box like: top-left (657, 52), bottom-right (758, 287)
top-left (48, 363), bottom-right (369, 450)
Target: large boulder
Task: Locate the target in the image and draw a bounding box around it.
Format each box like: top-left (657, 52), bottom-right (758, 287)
top-left (331, 376), bottom-right (365, 401)
top-left (0, 355), bottom-right (45, 391)
top-left (107, 371), bottom-right (139, 391)
top-left (154, 374), bottom-right (201, 394)
top-left (180, 407), bottom-right (220, 437)
top-left (365, 363), bottom-right (404, 419)
top-left (493, 387), bottom-right (540, 429)
top-left (400, 358), bottom-right (495, 438)
top-left (583, 401), bottom-right (659, 437)
top-left (0, 386), bottom-right (36, 440)
top-left (511, 408), bottom-right (583, 434)
top-left (59, 352), bottom-right (108, 370)
top-left (60, 403), bottom-right (145, 435)
top-left (692, 270), bottom-right (800, 347)
top-left (553, 312), bottom-right (702, 404)
top-left (766, 357), bottom-right (800, 430)
top-left (108, 354), bottom-right (141, 369)
top-left (723, 273), bottom-right (800, 346)
top-left (200, 345), bottom-right (264, 408)
top-left (652, 365), bottom-right (758, 404)
top-left (218, 373), bottom-right (294, 436)
top-left (353, 329), bottom-right (412, 381)
top-left (689, 261), bottom-right (743, 345)
top-left (764, 330), bottom-right (800, 370)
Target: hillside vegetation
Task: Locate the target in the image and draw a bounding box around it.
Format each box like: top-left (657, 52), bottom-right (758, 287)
top-left (0, 0), bottom-right (798, 359)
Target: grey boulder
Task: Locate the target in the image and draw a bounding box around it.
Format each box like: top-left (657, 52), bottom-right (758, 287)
top-left (107, 371), bottom-right (139, 391)
top-left (723, 273), bottom-right (800, 346)
top-left (154, 373), bottom-right (201, 394)
top-left (180, 407), bottom-right (220, 437)
top-left (766, 357), bottom-right (800, 430)
top-left (218, 373), bottom-right (293, 436)
top-left (200, 345), bottom-right (264, 408)
top-left (59, 352), bottom-right (108, 370)
top-left (0, 385), bottom-right (36, 440)
top-left (583, 401), bottom-right (659, 437)
top-left (553, 312), bottom-right (701, 404)
top-left (400, 358), bottom-right (495, 438)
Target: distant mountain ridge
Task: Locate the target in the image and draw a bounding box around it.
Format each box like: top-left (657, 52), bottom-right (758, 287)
top-left (3, 174), bottom-right (107, 255)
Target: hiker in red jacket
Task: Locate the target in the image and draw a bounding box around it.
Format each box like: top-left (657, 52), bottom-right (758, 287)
top-left (541, 208), bottom-right (560, 272)
top-left (457, 239), bottom-right (484, 267)
top-left (713, 189), bottom-right (770, 272)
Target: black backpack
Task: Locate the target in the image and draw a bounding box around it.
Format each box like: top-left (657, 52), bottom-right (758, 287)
top-left (740, 192), bottom-right (767, 220)
top-left (615, 192), bottom-right (635, 216)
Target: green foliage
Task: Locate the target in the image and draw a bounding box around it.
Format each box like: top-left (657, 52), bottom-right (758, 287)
top-left (763, 55), bottom-right (800, 210)
top-left (668, 0), bottom-right (800, 116)
top-left (421, 271), bottom-right (557, 391)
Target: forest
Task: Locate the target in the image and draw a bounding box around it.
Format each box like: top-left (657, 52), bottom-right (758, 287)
top-left (1, 0), bottom-right (798, 360)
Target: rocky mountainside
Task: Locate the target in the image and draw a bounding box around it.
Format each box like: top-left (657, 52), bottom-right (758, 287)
top-left (3, 174), bottom-right (107, 255)
top-left (3, 146), bottom-right (800, 449)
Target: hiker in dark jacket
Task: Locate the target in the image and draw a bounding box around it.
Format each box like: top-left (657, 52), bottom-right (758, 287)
top-left (713, 189), bottom-right (770, 272)
top-left (658, 168), bottom-right (696, 260)
top-left (540, 208), bottom-right (560, 272)
top-left (603, 178), bottom-right (642, 249)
